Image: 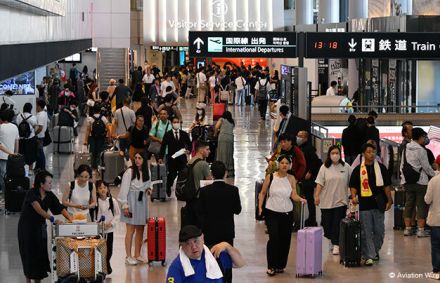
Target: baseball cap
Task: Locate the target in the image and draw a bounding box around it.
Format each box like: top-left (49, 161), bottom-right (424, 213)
top-left (179, 225), bottom-right (202, 242)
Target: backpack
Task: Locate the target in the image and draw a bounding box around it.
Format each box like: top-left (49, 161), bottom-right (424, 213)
top-left (258, 79), bottom-right (269, 101)
top-left (175, 159), bottom-right (202, 201)
top-left (91, 195), bottom-right (115, 221)
top-left (91, 115), bottom-right (107, 138)
top-left (18, 114), bottom-right (32, 138)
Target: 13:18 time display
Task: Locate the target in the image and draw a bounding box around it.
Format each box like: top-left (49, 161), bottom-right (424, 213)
top-left (313, 41), bottom-right (339, 49)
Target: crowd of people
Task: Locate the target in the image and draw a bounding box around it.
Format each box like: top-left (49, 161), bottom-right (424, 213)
top-left (7, 60), bottom-right (440, 282)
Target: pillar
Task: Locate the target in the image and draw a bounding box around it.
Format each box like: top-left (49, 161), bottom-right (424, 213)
top-left (348, 0), bottom-right (368, 98)
top-left (318, 0), bottom-right (340, 24)
top-left (295, 0), bottom-right (313, 25)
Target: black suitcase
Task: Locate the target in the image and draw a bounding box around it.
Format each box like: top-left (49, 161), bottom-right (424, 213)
top-left (150, 163), bottom-right (167, 201)
top-left (255, 180), bottom-right (264, 221)
top-left (6, 154), bottom-right (25, 179)
top-left (393, 188), bottom-right (405, 230)
top-left (339, 217), bottom-right (361, 267)
top-left (4, 176), bottom-right (30, 213)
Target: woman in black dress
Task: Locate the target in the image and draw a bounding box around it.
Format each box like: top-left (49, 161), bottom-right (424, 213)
top-left (18, 170), bottom-right (72, 283)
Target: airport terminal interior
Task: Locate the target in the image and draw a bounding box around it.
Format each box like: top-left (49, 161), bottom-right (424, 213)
top-left (1, 0), bottom-right (440, 282)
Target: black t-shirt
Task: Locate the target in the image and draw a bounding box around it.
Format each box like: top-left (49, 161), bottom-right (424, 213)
top-left (129, 126), bottom-right (149, 149)
top-left (349, 162), bottom-right (391, 211)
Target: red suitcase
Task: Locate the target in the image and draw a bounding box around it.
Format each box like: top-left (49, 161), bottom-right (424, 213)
top-left (147, 217), bottom-right (166, 266)
top-left (213, 103), bottom-right (226, 121)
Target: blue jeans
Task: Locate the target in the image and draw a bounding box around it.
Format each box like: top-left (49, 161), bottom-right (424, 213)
top-left (360, 209), bottom-right (385, 260)
top-left (236, 89), bottom-right (245, 105)
top-left (432, 227), bottom-right (440, 272)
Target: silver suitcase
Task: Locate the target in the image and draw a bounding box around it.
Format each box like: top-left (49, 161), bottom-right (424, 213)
top-left (100, 150), bottom-right (125, 184)
top-left (53, 126), bottom-right (73, 154)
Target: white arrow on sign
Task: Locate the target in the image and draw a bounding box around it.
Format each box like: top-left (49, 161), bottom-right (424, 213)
top-left (193, 37), bottom-right (204, 53)
top-left (348, 38), bottom-right (357, 52)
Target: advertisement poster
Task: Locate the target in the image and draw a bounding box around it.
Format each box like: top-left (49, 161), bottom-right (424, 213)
top-left (0, 71), bottom-right (35, 95)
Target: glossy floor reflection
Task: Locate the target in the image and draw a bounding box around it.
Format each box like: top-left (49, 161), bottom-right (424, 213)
top-left (0, 99), bottom-right (433, 283)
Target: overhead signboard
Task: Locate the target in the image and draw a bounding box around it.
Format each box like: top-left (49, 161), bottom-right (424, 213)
top-left (189, 32), bottom-right (297, 58)
top-left (306, 32), bottom-right (440, 59)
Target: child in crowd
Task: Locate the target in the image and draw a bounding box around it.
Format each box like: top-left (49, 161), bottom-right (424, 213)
top-left (95, 180), bottom-right (120, 275)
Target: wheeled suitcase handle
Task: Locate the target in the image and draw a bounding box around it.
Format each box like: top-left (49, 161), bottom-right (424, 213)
top-left (300, 202), bottom-right (305, 230)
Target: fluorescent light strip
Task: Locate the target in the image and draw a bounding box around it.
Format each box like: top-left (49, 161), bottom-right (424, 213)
top-left (269, 0), bottom-right (273, 31)
top-left (256, 0), bottom-right (261, 31)
top-left (233, 0), bottom-right (237, 31)
top-left (244, 0), bottom-right (249, 31)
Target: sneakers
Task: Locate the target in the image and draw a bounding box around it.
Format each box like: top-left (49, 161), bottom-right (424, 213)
top-left (373, 254), bottom-right (380, 261)
top-left (125, 257), bottom-right (138, 265)
top-left (364, 259), bottom-right (374, 266)
top-left (404, 227), bottom-right (414, 236)
top-left (332, 245), bottom-right (340, 255)
top-left (136, 257), bottom-right (147, 264)
top-left (417, 229), bottom-right (430, 238)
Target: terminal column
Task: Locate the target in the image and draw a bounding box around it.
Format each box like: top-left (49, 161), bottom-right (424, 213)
top-left (295, 0), bottom-right (313, 25)
top-left (348, 0), bottom-right (368, 98)
top-left (318, 0), bottom-right (340, 24)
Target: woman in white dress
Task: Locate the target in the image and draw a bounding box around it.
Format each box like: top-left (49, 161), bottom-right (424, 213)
top-left (118, 151), bottom-right (152, 265)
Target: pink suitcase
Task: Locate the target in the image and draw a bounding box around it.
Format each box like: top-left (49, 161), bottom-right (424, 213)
top-left (296, 203), bottom-right (323, 277)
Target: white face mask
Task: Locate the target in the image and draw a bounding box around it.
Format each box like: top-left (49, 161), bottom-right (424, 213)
top-left (172, 123), bottom-right (180, 130)
top-left (197, 110), bottom-right (203, 115)
top-left (330, 154), bottom-right (340, 163)
top-left (296, 137), bottom-right (305, 146)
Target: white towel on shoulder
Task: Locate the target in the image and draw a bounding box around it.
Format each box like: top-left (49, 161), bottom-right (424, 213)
top-left (179, 245), bottom-right (223, 279)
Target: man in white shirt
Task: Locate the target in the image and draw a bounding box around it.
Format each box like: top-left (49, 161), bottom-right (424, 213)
top-left (234, 74), bottom-right (246, 106)
top-left (16, 103), bottom-right (39, 169)
top-left (160, 75), bottom-right (176, 98)
top-left (326, 81), bottom-right (337, 96)
top-left (196, 69), bottom-right (207, 103)
top-left (113, 97), bottom-right (136, 159)
top-left (35, 99), bottom-right (48, 170)
top-left (0, 109), bottom-right (19, 192)
top-left (255, 74), bottom-right (272, 120)
top-left (142, 70), bottom-right (155, 97)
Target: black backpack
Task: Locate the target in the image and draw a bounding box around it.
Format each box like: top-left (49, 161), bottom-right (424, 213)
top-left (91, 115), bottom-right (107, 138)
top-left (258, 79), bottom-right (269, 101)
top-left (175, 159), bottom-right (202, 201)
top-left (18, 114), bottom-right (32, 138)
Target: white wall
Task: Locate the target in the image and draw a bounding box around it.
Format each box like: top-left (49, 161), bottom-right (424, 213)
top-left (91, 0), bottom-right (131, 48)
top-left (144, 0), bottom-right (285, 45)
top-left (0, 0), bottom-right (92, 45)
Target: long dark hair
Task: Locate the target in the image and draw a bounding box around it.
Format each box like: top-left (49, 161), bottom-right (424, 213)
top-left (324, 145), bottom-right (345, 168)
top-left (131, 151), bottom-right (150, 182)
top-left (195, 108), bottom-right (206, 123)
top-left (221, 111), bottom-right (235, 126)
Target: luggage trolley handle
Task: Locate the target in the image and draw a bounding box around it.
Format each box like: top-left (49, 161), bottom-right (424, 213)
top-left (300, 202), bottom-right (306, 230)
top-left (348, 200), bottom-right (360, 221)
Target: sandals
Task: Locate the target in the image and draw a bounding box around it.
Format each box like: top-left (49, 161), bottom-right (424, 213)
top-left (266, 268), bottom-right (276, 276)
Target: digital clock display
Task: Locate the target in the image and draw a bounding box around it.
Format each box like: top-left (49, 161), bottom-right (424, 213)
top-left (313, 41), bottom-right (339, 49)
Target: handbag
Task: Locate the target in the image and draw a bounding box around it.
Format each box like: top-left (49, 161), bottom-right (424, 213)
top-left (147, 141), bottom-right (161, 155)
top-left (43, 128), bottom-right (52, 146)
top-left (402, 147), bottom-right (421, 184)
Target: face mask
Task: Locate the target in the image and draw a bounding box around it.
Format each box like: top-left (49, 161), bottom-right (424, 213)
top-left (172, 123), bottom-right (180, 130)
top-left (197, 110), bottom-right (203, 115)
top-left (330, 154), bottom-right (340, 163)
top-left (425, 137), bottom-right (430, 145)
top-left (296, 137), bottom-right (305, 146)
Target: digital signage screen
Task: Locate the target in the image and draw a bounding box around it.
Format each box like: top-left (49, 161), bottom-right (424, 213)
top-left (0, 71), bottom-right (35, 95)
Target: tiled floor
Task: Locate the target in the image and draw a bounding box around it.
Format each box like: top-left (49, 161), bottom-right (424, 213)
top-left (0, 99), bottom-right (433, 283)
